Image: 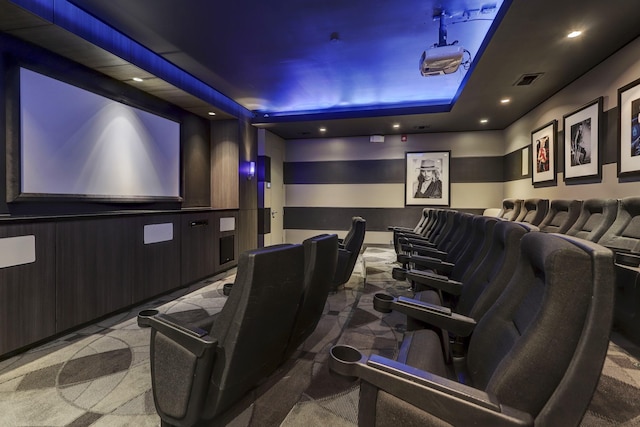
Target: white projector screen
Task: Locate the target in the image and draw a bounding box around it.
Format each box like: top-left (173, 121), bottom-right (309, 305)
top-left (19, 67), bottom-right (180, 200)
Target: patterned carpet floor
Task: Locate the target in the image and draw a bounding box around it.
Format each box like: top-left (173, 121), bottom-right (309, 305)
top-left (0, 247), bottom-right (639, 426)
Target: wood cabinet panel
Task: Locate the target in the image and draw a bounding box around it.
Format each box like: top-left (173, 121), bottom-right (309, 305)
top-left (0, 222), bottom-right (56, 355)
top-left (133, 215), bottom-right (182, 301)
top-left (56, 218), bottom-right (135, 331)
top-left (181, 212), bottom-right (216, 285)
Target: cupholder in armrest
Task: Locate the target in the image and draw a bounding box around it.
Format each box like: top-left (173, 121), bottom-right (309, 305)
top-left (137, 309), bottom-right (159, 328)
top-left (373, 293), bottom-right (395, 313)
top-left (329, 345), bottom-right (364, 379)
top-left (392, 267), bottom-right (407, 281)
top-left (223, 283), bottom-right (234, 296)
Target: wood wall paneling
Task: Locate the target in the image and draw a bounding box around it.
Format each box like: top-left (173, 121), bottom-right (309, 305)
top-left (0, 222), bottom-right (56, 355)
top-left (211, 120), bottom-right (239, 209)
top-left (182, 115), bottom-right (211, 208)
top-left (55, 218), bottom-right (136, 331)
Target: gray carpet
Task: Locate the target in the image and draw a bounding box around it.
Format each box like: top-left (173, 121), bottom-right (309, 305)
top-left (0, 247), bottom-right (639, 426)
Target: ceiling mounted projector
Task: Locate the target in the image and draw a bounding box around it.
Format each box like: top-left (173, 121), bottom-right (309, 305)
top-left (419, 45), bottom-right (464, 76)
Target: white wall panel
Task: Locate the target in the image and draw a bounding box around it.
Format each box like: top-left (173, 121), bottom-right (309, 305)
top-left (286, 184), bottom-right (404, 208)
top-left (0, 235), bottom-right (36, 269)
top-left (286, 131), bottom-right (504, 162)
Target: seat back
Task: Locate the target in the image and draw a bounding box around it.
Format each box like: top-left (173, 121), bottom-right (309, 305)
top-left (333, 217), bottom-right (366, 288)
top-left (597, 197), bottom-right (640, 252)
top-left (447, 215), bottom-right (499, 284)
top-left (516, 198), bottom-right (549, 226)
top-left (566, 198), bottom-right (617, 242)
top-left (497, 198), bottom-right (523, 221)
top-left (466, 232), bottom-right (614, 424)
top-left (456, 221), bottom-right (532, 319)
top-left (538, 199), bottom-right (582, 234)
top-left (285, 234), bottom-right (339, 358)
top-left (202, 244), bottom-right (306, 418)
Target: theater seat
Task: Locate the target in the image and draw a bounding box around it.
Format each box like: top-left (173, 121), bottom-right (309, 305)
top-left (597, 197), bottom-right (640, 343)
top-left (284, 234), bottom-right (339, 359)
top-left (538, 199), bottom-right (582, 234)
top-left (497, 198), bottom-right (523, 221)
top-left (332, 216), bottom-right (366, 290)
top-left (330, 232), bottom-right (614, 427)
top-left (515, 198), bottom-right (549, 226)
top-left (566, 198), bottom-right (617, 242)
top-left (138, 244), bottom-right (306, 427)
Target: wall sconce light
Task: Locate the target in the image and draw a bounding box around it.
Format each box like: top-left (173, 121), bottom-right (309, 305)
top-left (248, 161), bottom-right (256, 180)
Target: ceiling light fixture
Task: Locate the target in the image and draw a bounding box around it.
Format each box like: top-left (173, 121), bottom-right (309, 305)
top-left (208, 111), bottom-right (216, 116)
top-left (132, 77), bottom-right (144, 82)
top-left (319, 127), bottom-right (327, 132)
top-left (480, 118), bottom-right (489, 124)
top-left (393, 123), bottom-right (400, 129)
top-left (567, 30), bottom-right (582, 38)
top-left (500, 98), bottom-right (511, 104)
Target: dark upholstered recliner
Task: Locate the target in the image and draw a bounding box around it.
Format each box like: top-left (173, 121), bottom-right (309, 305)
top-left (565, 198), bottom-right (617, 242)
top-left (497, 198), bottom-right (523, 221)
top-left (597, 197), bottom-right (640, 342)
top-left (332, 217), bottom-right (366, 290)
top-left (397, 220), bottom-right (532, 333)
top-left (515, 198), bottom-right (549, 226)
top-left (538, 199), bottom-right (582, 234)
top-left (330, 232), bottom-right (614, 427)
top-left (138, 244), bottom-right (306, 427)
top-left (284, 234), bottom-right (339, 358)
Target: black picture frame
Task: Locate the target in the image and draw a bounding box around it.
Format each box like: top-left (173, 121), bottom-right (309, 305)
top-left (531, 120), bottom-right (558, 185)
top-left (617, 77), bottom-right (640, 178)
top-left (404, 151), bottom-right (451, 206)
top-left (563, 97), bottom-right (603, 182)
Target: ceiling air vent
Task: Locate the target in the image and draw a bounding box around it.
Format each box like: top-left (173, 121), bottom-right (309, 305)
top-left (514, 73), bottom-right (544, 86)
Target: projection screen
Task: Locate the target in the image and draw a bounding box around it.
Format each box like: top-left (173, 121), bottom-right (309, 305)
top-left (19, 67), bottom-right (181, 200)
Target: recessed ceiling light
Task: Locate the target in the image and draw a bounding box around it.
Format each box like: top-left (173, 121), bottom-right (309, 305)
top-left (132, 77), bottom-right (144, 82)
top-left (500, 98), bottom-right (511, 104)
top-left (319, 127), bottom-right (327, 132)
top-left (208, 111), bottom-right (216, 116)
top-left (567, 30), bottom-right (582, 38)
top-left (392, 123), bottom-right (400, 129)
top-left (480, 118), bottom-right (489, 124)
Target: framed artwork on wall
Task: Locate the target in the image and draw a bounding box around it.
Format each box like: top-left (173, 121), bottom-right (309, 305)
top-left (618, 78), bottom-right (640, 177)
top-left (563, 97), bottom-right (603, 182)
top-left (405, 151), bottom-right (450, 206)
top-left (531, 120), bottom-right (558, 185)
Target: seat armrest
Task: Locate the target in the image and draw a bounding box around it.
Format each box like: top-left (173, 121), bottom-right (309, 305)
top-left (408, 245), bottom-right (448, 260)
top-left (329, 348), bottom-right (533, 427)
top-left (393, 297), bottom-right (476, 336)
top-left (138, 312), bottom-right (217, 357)
top-left (409, 255), bottom-right (454, 274)
top-left (407, 269), bottom-right (463, 295)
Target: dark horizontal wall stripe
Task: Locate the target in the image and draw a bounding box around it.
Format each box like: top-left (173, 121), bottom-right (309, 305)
top-left (450, 157), bottom-right (504, 182)
top-left (284, 157), bottom-right (504, 185)
top-left (504, 147), bottom-right (530, 182)
top-left (603, 107), bottom-right (617, 165)
top-left (284, 159), bottom-right (404, 184)
top-left (284, 207), bottom-right (484, 232)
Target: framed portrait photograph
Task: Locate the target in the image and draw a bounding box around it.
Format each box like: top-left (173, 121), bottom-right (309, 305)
top-left (563, 97), bottom-right (602, 182)
top-left (618, 78), bottom-right (640, 177)
top-left (405, 151), bottom-right (450, 206)
top-left (531, 120), bottom-right (557, 185)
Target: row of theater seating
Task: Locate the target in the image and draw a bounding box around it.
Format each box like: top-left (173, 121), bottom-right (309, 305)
top-left (135, 217), bottom-right (366, 426)
top-left (494, 197), bottom-right (640, 342)
top-left (329, 208), bottom-right (615, 426)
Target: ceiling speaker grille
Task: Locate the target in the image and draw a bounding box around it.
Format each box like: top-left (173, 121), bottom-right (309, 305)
top-left (514, 73), bottom-right (544, 86)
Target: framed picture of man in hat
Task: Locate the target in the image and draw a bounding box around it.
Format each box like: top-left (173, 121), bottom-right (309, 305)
top-left (405, 151), bottom-right (450, 206)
